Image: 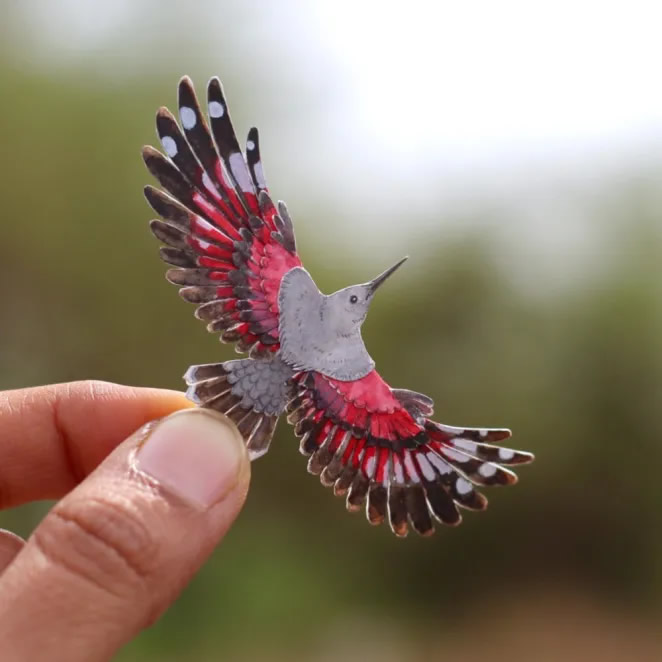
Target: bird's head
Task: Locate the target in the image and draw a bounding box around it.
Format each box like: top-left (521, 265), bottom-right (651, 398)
top-left (325, 257), bottom-right (408, 334)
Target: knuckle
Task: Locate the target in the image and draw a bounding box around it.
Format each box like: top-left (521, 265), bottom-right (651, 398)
top-left (35, 495), bottom-right (160, 598)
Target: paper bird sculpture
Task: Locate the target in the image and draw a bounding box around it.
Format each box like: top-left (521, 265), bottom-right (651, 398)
top-left (142, 76), bottom-right (533, 536)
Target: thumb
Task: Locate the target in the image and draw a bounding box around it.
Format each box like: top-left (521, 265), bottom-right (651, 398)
top-left (0, 408), bottom-right (250, 662)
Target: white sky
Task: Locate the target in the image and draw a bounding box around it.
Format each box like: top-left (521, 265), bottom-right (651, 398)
top-left (16, 0), bottom-right (662, 164)
top-left (312, 0), bottom-right (662, 164)
top-left (298, 0), bottom-right (662, 270)
top-left (9, 0), bottom-right (662, 273)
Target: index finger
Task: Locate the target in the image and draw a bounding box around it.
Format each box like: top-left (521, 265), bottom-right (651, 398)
top-left (0, 381), bottom-right (193, 509)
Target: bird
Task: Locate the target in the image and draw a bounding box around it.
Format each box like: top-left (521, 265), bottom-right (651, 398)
top-left (142, 76), bottom-right (534, 537)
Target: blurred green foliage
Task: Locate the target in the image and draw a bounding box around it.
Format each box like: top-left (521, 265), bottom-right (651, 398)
top-left (1, 21), bottom-right (662, 662)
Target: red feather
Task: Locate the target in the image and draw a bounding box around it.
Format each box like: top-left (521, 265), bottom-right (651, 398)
top-left (144, 76), bottom-right (302, 356)
top-left (288, 369), bottom-right (533, 536)
top-left (148, 76), bottom-right (535, 538)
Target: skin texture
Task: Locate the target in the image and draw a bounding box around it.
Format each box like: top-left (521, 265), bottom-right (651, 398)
top-left (0, 381), bottom-right (250, 662)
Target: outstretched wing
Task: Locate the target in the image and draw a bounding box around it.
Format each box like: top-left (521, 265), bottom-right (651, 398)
top-left (143, 76), bottom-right (301, 356)
top-left (288, 370), bottom-right (533, 537)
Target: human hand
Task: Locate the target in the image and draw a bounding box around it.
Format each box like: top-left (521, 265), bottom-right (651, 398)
top-left (0, 381), bottom-right (250, 661)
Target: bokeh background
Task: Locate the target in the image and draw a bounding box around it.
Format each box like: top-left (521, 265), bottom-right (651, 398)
top-left (2, 1), bottom-right (662, 660)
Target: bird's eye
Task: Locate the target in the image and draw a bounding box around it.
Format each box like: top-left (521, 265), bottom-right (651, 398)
top-left (349, 295), bottom-right (358, 304)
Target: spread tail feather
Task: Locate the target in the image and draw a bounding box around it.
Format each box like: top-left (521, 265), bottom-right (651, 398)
top-left (184, 362), bottom-right (279, 460)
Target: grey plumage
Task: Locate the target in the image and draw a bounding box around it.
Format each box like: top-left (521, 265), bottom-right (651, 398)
top-left (184, 357), bottom-right (293, 459)
top-left (224, 356), bottom-right (294, 416)
top-left (277, 259), bottom-right (409, 380)
top-left (278, 267), bottom-right (377, 381)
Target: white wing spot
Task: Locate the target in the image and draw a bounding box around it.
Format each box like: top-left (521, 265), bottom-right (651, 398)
top-left (161, 136), bottom-right (178, 158)
top-left (229, 152), bottom-right (253, 192)
top-left (365, 454), bottom-right (376, 479)
top-left (427, 451), bottom-right (452, 475)
top-left (246, 139), bottom-right (255, 151)
top-left (499, 448), bottom-right (515, 461)
top-left (381, 456), bottom-right (392, 486)
top-left (254, 161), bottom-right (266, 188)
top-left (478, 463), bottom-right (497, 478)
top-left (180, 106), bottom-right (196, 130)
top-left (439, 423), bottom-right (464, 435)
top-left (393, 456), bottom-right (405, 484)
top-left (453, 438), bottom-right (477, 454)
top-left (416, 454), bottom-right (437, 482)
top-left (209, 101), bottom-right (225, 118)
top-left (479, 429), bottom-right (488, 437)
top-left (456, 477), bottom-right (473, 495)
top-left (443, 448), bottom-right (469, 463)
top-left (403, 451), bottom-right (420, 483)
top-left (202, 172), bottom-right (215, 193)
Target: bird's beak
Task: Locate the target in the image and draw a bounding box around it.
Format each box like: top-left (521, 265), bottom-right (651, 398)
top-left (367, 256), bottom-right (408, 295)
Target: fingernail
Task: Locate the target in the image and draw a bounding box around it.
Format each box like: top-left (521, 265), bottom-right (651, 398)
top-left (135, 409), bottom-right (247, 509)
